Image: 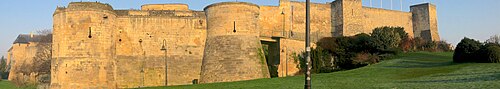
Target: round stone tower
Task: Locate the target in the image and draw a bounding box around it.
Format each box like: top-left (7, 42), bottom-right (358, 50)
top-left (200, 2), bottom-right (270, 83)
top-left (52, 2), bottom-right (116, 89)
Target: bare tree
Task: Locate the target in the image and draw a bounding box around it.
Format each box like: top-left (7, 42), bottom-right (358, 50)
top-left (32, 29), bottom-right (52, 83)
top-left (486, 34), bottom-right (500, 44)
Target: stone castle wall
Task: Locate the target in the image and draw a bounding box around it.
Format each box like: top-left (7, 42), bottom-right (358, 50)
top-left (332, 0), bottom-right (365, 36)
top-left (411, 3), bottom-right (440, 41)
top-left (141, 4), bottom-right (190, 11)
top-left (52, 2), bottom-right (117, 89)
top-left (362, 7), bottom-right (414, 37)
top-left (113, 10), bottom-right (206, 87)
top-left (259, 1), bottom-right (332, 42)
top-left (8, 43), bottom-right (38, 81)
top-left (49, 0), bottom-right (440, 88)
top-left (52, 2), bottom-right (207, 88)
top-left (201, 2), bottom-right (269, 83)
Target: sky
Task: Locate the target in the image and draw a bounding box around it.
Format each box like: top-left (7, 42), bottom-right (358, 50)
top-left (0, 0), bottom-right (499, 57)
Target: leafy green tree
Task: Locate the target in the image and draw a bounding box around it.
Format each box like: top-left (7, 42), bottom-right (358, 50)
top-left (352, 33), bottom-right (374, 53)
top-left (370, 27), bottom-right (403, 53)
top-left (453, 37), bottom-right (482, 63)
top-left (1, 56), bottom-right (8, 79)
top-left (477, 43), bottom-right (500, 63)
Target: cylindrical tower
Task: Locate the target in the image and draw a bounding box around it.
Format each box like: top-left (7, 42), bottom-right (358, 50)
top-left (200, 2), bottom-right (270, 83)
top-left (52, 2), bottom-right (116, 89)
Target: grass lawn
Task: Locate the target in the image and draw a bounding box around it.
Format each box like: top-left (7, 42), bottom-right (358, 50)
top-left (0, 80), bottom-right (36, 89)
top-left (142, 52), bottom-right (500, 89)
top-left (0, 80), bottom-right (18, 89)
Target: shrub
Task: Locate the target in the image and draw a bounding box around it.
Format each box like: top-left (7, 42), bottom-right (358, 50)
top-left (477, 43), bottom-right (500, 63)
top-left (436, 41), bottom-right (453, 52)
top-left (453, 37), bottom-right (482, 63)
top-left (352, 52), bottom-right (380, 65)
top-left (370, 27), bottom-right (403, 52)
top-left (295, 47), bottom-right (334, 73)
top-left (11, 76), bottom-right (29, 87)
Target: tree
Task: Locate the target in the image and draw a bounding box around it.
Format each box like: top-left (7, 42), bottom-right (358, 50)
top-left (14, 29), bottom-right (53, 85)
top-left (1, 56), bottom-right (8, 79)
top-left (31, 29), bottom-right (52, 83)
top-left (486, 34), bottom-right (500, 44)
top-left (370, 27), bottom-right (403, 53)
top-left (477, 43), bottom-right (500, 63)
top-left (453, 37), bottom-right (482, 63)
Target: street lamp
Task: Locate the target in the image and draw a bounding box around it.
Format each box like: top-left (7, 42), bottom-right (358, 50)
top-left (160, 39), bottom-right (168, 86)
top-left (305, 0), bottom-right (312, 89)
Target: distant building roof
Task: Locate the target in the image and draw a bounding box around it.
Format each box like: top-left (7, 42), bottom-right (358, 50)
top-left (13, 34), bottom-right (43, 44)
top-left (7, 46), bottom-right (13, 52)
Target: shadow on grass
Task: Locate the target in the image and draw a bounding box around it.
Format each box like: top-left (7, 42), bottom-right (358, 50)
top-left (384, 60), bottom-right (455, 68)
top-left (383, 52), bottom-right (457, 68)
top-left (430, 71), bottom-right (500, 77)
top-left (401, 72), bottom-right (500, 83)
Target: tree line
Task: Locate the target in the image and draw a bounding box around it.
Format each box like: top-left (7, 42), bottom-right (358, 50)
top-left (295, 26), bottom-right (452, 73)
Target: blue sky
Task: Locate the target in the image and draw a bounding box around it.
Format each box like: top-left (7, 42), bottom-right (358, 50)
top-left (1, 0), bottom-right (499, 57)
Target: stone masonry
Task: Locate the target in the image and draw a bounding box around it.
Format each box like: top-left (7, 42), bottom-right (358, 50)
top-left (48, 0), bottom-right (440, 88)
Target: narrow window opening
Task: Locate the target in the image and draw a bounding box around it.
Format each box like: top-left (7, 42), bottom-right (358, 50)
top-left (233, 21), bottom-right (236, 33)
top-left (88, 27), bottom-right (92, 38)
top-left (119, 39), bottom-right (122, 42)
top-left (103, 16), bottom-right (108, 19)
top-left (352, 9), bottom-right (354, 15)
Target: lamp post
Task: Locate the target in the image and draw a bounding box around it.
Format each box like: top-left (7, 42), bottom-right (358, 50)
top-left (160, 39), bottom-right (168, 86)
top-left (305, 0), bottom-right (312, 89)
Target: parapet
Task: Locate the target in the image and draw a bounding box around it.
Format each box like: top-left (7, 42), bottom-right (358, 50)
top-left (54, 2), bottom-right (116, 16)
top-left (66, 2), bottom-right (114, 11)
top-left (141, 4), bottom-right (190, 11)
top-left (204, 2), bottom-right (259, 11)
top-left (410, 3), bottom-right (436, 8)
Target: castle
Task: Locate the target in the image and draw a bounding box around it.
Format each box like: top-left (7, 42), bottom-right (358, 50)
top-left (7, 0), bottom-right (438, 88)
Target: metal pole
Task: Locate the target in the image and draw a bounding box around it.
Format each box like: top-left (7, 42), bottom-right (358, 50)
top-left (391, 0), bottom-right (393, 10)
top-left (400, 0), bottom-right (403, 11)
top-left (160, 39), bottom-right (168, 86)
top-left (305, 0), bottom-right (311, 89)
top-left (381, 0), bottom-right (383, 8)
top-left (370, 0), bottom-right (373, 7)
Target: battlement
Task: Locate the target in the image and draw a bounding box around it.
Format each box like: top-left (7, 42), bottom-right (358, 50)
top-left (54, 2), bottom-right (115, 16)
top-left (114, 10), bottom-right (205, 18)
top-left (141, 4), bottom-right (190, 11)
top-left (67, 2), bottom-right (113, 11)
top-left (49, 1), bottom-right (440, 88)
top-left (204, 2), bottom-right (260, 11)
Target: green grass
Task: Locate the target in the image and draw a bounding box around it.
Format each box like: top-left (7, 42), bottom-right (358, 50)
top-left (0, 80), bottom-right (36, 89)
top-left (142, 52), bottom-right (500, 89)
top-left (0, 80), bottom-right (18, 89)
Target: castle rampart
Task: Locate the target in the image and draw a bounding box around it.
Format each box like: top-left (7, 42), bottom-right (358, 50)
top-left (411, 3), bottom-right (440, 41)
top-left (51, 2), bottom-right (117, 89)
top-left (200, 2), bottom-right (270, 83)
top-left (47, 0), bottom-right (440, 88)
top-left (141, 4), bottom-right (190, 11)
top-left (362, 7), bottom-right (414, 37)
